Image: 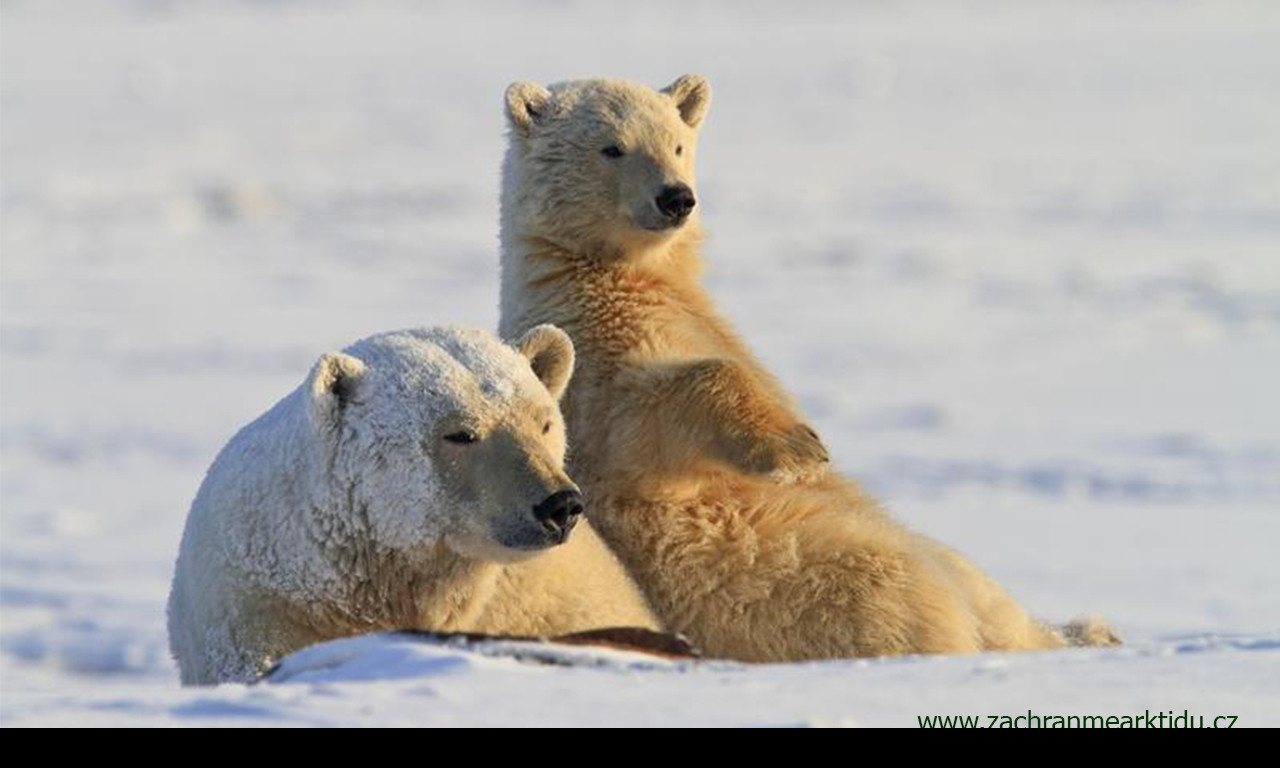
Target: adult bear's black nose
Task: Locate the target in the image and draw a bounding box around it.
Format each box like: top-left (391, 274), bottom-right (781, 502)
top-left (655, 184), bottom-right (696, 221)
top-left (532, 490), bottom-right (584, 542)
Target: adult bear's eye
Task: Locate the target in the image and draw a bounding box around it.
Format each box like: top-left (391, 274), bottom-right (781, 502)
top-left (675, 145), bottom-right (683, 156)
top-left (542, 421), bottom-right (552, 435)
top-left (443, 430), bottom-right (479, 445)
top-left (601, 145), bottom-right (624, 159)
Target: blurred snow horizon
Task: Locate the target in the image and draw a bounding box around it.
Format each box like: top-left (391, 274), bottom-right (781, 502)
top-left (2, 0), bottom-right (1278, 726)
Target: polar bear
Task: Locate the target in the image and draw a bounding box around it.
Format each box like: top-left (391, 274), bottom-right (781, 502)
top-left (497, 75), bottom-right (1117, 662)
top-left (167, 325), bottom-right (660, 685)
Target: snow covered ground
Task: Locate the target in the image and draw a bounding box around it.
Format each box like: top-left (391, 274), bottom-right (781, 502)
top-left (2, 0), bottom-right (1278, 726)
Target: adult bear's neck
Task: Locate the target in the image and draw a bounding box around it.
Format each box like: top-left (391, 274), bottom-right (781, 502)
top-left (317, 539), bottom-right (502, 634)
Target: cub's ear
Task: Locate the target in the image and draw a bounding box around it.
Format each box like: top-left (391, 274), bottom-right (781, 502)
top-left (662, 74), bottom-right (711, 128)
top-left (505, 81), bottom-right (552, 136)
top-left (307, 352), bottom-right (367, 430)
top-left (513, 324), bottom-right (575, 401)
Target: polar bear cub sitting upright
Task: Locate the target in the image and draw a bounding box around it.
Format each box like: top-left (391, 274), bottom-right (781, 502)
top-left (168, 325), bottom-right (659, 685)
top-left (498, 75), bottom-right (1116, 662)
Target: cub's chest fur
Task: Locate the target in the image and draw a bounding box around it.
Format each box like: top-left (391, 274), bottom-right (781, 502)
top-left (561, 263), bottom-right (727, 364)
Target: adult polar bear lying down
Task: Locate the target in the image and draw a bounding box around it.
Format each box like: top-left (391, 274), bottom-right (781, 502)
top-left (167, 325), bottom-right (659, 685)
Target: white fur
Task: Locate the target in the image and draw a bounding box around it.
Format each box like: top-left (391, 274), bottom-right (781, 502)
top-left (167, 326), bottom-right (658, 685)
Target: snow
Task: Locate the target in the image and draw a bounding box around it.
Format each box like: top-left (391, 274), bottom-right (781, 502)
top-left (2, 0), bottom-right (1278, 726)
top-left (6, 632), bottom-right (1278, 727)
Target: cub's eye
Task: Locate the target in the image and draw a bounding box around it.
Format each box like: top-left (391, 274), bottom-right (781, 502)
top-left (542, 421), bottom-right (552, 435)
top-left (443, 431), bottom-right (479, 445)
top-left (601, 145), bottom-right (624, 159)
top-left (675, 145), bottom-right (684, 156)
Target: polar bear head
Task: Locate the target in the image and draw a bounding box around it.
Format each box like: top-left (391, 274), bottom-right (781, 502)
top-left (305, 325), bottom-right (581, 563)
top-left (501, 75), bottom-right (711, 261)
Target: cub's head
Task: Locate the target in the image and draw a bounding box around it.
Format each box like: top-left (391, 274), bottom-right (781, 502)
top-left (305, 325), bottom-right (581, 563)
top-left (501, 75), bottom-right (711, 260)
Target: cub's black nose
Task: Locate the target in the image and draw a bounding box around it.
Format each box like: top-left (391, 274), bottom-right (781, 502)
top-left (532, 490), bottom-right (584, 541)
top-left (655, 184), bottom-right (696, 221)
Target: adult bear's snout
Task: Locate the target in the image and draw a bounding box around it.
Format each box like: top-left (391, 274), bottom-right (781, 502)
top-left (655, 183), bottom-right (696, 222)
top-left (532, 489), bottom-right (584, 542)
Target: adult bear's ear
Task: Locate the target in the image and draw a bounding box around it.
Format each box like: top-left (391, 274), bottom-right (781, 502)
top-left (662, 74), bottom-right (711, 128)
top-left (307, 352), bottom-right (367, 430)
top-left (513, 324), bottom-right (575, 401)
top-left (505, 81), bottom-right (552, 136)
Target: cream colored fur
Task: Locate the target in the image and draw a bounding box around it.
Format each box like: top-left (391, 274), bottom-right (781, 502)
top-left (167, 326), bottom-right (658, 685)
top-left (498, 75), bottom-right (1117, 662)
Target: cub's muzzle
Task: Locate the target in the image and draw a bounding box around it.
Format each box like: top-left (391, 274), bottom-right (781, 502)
top-left (655, 183), bottom-right (696, 223)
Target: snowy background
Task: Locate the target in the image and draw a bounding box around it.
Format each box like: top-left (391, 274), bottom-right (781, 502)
top-left (2, 0), bottom-right (1278, 726)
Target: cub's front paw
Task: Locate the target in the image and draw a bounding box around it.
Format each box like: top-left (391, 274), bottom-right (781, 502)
top-left (731, 422), bottom-right (831, 482)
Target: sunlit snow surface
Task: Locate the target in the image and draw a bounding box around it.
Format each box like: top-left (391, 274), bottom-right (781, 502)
top-left (2, 0), bottom-right (1278, 726)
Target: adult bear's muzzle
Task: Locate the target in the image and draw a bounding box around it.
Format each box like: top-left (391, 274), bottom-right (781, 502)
top-left (532, 489), bottom-right (584, 544)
